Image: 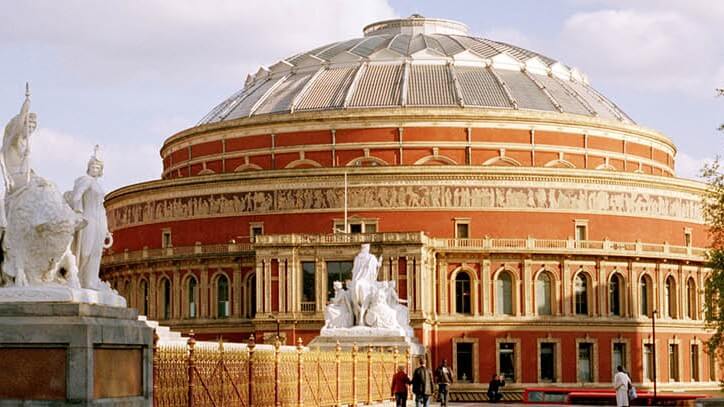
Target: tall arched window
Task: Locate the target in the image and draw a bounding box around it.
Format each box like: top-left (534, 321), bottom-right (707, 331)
top-left (455, 272), bottom-right (472, 315)
top-left (139, 279), bottom-right (149, 316)
top-left (187, 276), bottom-right (198, 319)
top-left (536, 272), bottom-right (552, 315)
top-left (496, 271), bottom-right (513, 315)
top-left (665, 276), bottom-right (676, 318)
top-left (640, 274), bottom-right (652, 317)
top-left (160, 278), bottom-right (172, 320)
top-left (574, 273), bottom-right (589, 316)
top-left (609, 273), bottom-right (623, 316)
top-left (687, 278), bottom-right (697, 320)
top-left (216, 275), bottom-right (230, 318)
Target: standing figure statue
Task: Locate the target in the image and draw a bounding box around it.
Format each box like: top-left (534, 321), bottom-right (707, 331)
top-left (348, 243), bottom-right (382, 326)
top-left (67, 146), bottom-right (113, 289)
top-left (1, 84), bottom-right (34, 195)
top-left (323, 281), bottom-right (353, 329)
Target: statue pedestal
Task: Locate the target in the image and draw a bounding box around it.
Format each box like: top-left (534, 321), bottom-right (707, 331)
top-left (0, 302), bottom-right (153, 406)
top-left (0, 286), bottom-right (127, 307)
top-left (309, 328), bottom-right (425, 355)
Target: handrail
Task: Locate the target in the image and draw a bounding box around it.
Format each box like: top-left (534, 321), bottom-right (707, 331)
top-left (102, 235), bottom-right (706, 266)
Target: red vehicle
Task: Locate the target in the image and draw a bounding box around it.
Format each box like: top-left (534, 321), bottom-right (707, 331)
top-left (523, 387), bottom-right (708, 405)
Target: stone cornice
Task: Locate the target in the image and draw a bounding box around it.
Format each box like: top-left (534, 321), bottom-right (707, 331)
top-left (106, 166), bottom-right (706, 205)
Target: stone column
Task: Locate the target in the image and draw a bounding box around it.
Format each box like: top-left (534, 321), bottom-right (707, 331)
top-left (264, 259), bottom-right (272, 313)
top-left (482, 259), bottom-right (491, 316)
top-left (523, 260), bottom-right (533, 316)
top-left (278, 258), bottom-right (287, 313)
top-left (628, 262), bottom-right (637, 318)
top-left (233, 264), bottom-right (242, 317)
top-left (316, 257), bottom-right (325, 313)
top-left (200, 265), bottom-right (209, 318)
top-left (562, 261), bottom-right (571, 316)
top-left (406, 256), bottom-right (414, 311)
top-left (438, 257), bottom-right (448, 315)
top-left (255, 259), bottom-right (264, 314)
top-left (172, 266), bottom-right (181, 319)
top-left (148, 270), bottom-right (157, 320)
top-left (597, 262), bottom-right (606, 317)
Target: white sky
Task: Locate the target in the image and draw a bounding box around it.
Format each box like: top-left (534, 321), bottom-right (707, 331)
top-left (0, 0), bottom-right (721, 193)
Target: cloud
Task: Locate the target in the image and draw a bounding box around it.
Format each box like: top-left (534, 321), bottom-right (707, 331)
top-left (560, 6), bottom-right (722, 94)
top-left (0, 0), bottom-right (396, 84)
top-left (31, 128), bottom-right (161, 193)
top-left (674, 151), bottom-right (712, 181)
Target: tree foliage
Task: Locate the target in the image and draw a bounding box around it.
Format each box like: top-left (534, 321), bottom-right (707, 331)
top-left (703, 88), bottom-right (724, 363)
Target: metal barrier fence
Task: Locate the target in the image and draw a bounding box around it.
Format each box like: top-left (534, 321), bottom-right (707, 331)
top-left (153, 333), bottom-right (405, 407)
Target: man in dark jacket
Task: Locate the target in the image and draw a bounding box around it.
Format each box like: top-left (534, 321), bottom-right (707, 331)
top-left (411, 358), bottom-right (434, 407)
top-left (487, 373), bottom-right (505, 403)
top-left (434, 359), bottom-right (454, 406)
top-left (391, 364), bottom-right (411, 407)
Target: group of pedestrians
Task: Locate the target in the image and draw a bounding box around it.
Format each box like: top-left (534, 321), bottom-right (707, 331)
top-left (391, 358), bottom-right (506, 406)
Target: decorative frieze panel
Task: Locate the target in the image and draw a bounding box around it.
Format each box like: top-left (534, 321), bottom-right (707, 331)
top-left (108, 182), bottom-right (702, 230)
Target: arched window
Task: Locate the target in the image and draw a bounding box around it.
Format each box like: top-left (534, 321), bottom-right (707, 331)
top-left (187, 276), bottom-right (198, 319)
top-left (455, 272), bottom-right (472, 315)
top-left (574, 273), bottom-right (589, 316)
top-left (536, 272), bottom-right (552, 315)
top-left (640, 274), bottom-right (652, 317)
top-left (609, 273), bottom-right (623, 316)
top-left (216, 275), bottom-right (230, 318)
top-left (665, 276), bottom-right (676, 318)
top-left (139, 279), bottom-right (149, 316)
top-left (687, 278), bottom-right (697, 319)
top-left (160, 278), bottom-right (172, 320)
top-left (496, 271), bottom-right (513, 315)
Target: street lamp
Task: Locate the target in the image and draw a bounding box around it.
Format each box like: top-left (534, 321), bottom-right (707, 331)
top-left (652, 309), bottom-right (658, 403)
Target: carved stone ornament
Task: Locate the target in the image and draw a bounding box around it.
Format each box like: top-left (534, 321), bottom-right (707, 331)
top-left (0, 87), bottom-right (125, 307)
top-left (321, 243), bottom-right (413, 337)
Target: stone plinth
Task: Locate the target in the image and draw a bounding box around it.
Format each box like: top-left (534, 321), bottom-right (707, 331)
top-left (308, 334), bottom-right (425, 356)
top-left (0, 303), bottom-right (153, 406)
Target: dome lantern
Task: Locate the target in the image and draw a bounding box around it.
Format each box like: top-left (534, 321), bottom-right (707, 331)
top-left (362, 14), bottom-right (470, 37)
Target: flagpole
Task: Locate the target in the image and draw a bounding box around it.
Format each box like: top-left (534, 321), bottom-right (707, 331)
top-left (344, 171), bottom-right (348, 234)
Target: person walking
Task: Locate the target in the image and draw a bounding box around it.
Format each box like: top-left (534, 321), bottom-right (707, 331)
top-left (435, 359), bottom-right (454, 406)
top-left (613, 365), bottom-right (632, 407)
top-left (391, 364), bottom-right (411, 407)
top-left (411, 357), bottom-right (434, 407)
top-left (486, 373), bottom-right (505, 403)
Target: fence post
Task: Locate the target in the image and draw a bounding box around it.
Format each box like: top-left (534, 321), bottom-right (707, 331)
top-left (152, 331), bottom-right (159, 407)
top-left (297, 337), bottom-right (304, 407)
top-left (366, 346), bottom-right (372, 404)
top-left (248, 334), bottom-right (256, 407)
top-left (335, 341), bottom-right (341, 407)
top-left (187, 331), bottom-right (196, 407)
top-left (275, 337), bottom-right (282, 407)
top-left (405, 348), bottom-right (411, 382)
top-left (219, 338), bottom-right (225, 407)
top-left (351, 343), bottom-right (358, 405)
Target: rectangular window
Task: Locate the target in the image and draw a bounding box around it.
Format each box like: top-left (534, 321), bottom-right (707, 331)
top-left (643, 344), bottom-right (654, 381)
top-left (250, 225), bottom-right (263, 242)
top-left (326, 261), bottom-right (353, 299)
top-left (162, 230), bottom-right (172, 248)
top-left (540, 343), bottom-right (556, 382)
top-left (365, 223), bottom-right (377, 233)
top-left (613, 343), bottom-right (626, 380)
top-left (456, 342), bottom-right (473, 382)
top-left (669, 344), bottom-right (679, 381)
top-left (691, 344), bottom-right (700, 381)
top-left (349, 223), bottom-right (363, 234)
top-left (499, 342), bottom-right (516, 382)
top-left (710, 351), bottom-right (717, 381)
top-left (456, 222), bottom-right (470, 239)
top-left (684, 230), bottom-right (692, 247)
top-left (301, 262), bottom-right (316, 303)
top-left (578, 343), bottom-right (593, 383)
top-left (575, 225), bottom-right (587, 241)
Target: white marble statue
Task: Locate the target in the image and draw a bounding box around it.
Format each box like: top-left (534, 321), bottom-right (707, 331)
top-left (67, 146), bottom-right (113, 289)
top-left (323, 281), bottom-right (353, 329)
top-left (349, 243), bottom-right (382, 326)
top-left (320, 244), bottom-right (412, 337)
top-left (0, 87), bottom-right (124, 306)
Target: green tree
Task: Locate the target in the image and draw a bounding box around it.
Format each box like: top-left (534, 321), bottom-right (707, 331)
top-left (702, 88), bottom-right (724, 372)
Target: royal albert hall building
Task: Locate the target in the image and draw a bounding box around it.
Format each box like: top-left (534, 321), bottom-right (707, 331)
top-left (102, 16), bottom-right (721, 393)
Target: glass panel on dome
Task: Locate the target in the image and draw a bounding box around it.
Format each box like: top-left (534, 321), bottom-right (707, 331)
top-left (496, 69), bottom-right (556, 112)
top-left (348, 64), bottom-right (403, 107)
top-left (255, 72), bottom-right (314, 115)
top-left (407, 64), bottom-right (456, 106)
top-left (536, 74), bottom-right (592, 116)
top-left (455, 67), bottom-right (512, 108)
top-left (296, 66), bottom-right (356, 111)
top-left (225, 77), bottom-right (283, 120)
